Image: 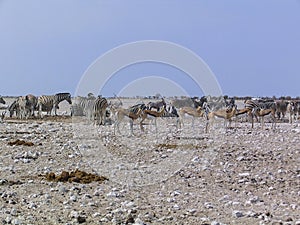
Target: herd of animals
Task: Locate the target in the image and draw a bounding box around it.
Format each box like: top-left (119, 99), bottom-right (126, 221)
top-left (0, 93), bottom-right (299, 134)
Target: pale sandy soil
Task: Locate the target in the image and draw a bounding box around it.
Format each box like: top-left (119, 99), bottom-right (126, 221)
top-left (0, 97), bottom-right (299, 225)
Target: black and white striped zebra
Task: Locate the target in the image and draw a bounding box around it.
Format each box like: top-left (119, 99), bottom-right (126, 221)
top-left (147, 98), bottom-right (166, 111)
top-left (8, 100), bottom-right (18, 117)
top-left (244, 99), bottom-right (276, 128)
top-left (93, 95), bottom-right (108, 125)
top-left (286, 101), bottom-right (299, 123)
top-left (0, 96), bottom-right (5, 105)
top-left (245, 99), bottom-right (276, 111)
top-left (162, 105), bottom-right (179, 118)
top-left (72, 95), bottom-right (97, 120)
top-left (37, 92), bottom-right (72, 117)
top-left (25, 94), bottom-right (38, 117)
top-left (8, 96), bottom-right (31, 119)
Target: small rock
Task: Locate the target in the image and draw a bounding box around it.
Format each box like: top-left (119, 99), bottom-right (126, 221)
top-left (5, 216), bottom-right (12, 224)
top-left (10, 208), bottom-right (17, 216)
top-left (239, 172), bottom-right (250, 177)
top-left (106, 191), bottom-right (118, 197)
top-left (11, 218), bottom-right (20, 225)
top-left (211, 222), bottom-right (221, 225)
top-left (133, 218), bottom-right (146, 225)
top-left (70, 210), bottom-right (79, 218)
top-left (70, 195), bottom-right (77, 202)
top-left (77, 216), bottom-right (86, 223)
top-left (204, 202), bottom-right (214, 209)
top-left (232, 210), bottom-right (244, 218)
top-left (173, 204), bottom-right (180, 210)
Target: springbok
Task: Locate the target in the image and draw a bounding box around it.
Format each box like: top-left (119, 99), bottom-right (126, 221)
top-left (139, 106), bottom-right (165, 133)
top-left (114, 104), bottom-right (146, 135)
top-left (252, 107), bottom-right (276, 129)
top-left (205, 104), bottom-right (237, 133)
top-left (178, 106), bottom-right (204, 128)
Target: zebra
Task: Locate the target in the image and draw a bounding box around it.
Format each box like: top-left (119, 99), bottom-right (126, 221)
top-left (0, 111), bottom-right (5, 122)
top-left (244, 99), bottom-right (276, 128)
top-left (147, 98), bottom-right (166, 111)
top-left (286, 101), bottom-right (298, 124)
top-left (72, 95), bottom-right (96, 119)
top-left (191, 96), bottom-right (207, 108)
top-left (162, 105), bottom-right (179, 118)
top-left (37, 92), bottom-right (72, 117)
top-left (17, 96), bottom-right (30, 119)
top-left (7, 100), bottom-right (19, 117)
top-left (275, 100), bottom-right (288, 120)
top-left (296, 101), bottom-right (300, 120)
top-left (0, 96), bottom-right (5, 105)
top-left (7, 95), bottom-right (38, 119)
top-left (93, 96), bottom-right (108, 125)
top-left (25, 94), bottom-right (38, 117)
top-left (8, 96), bottom-right (30, 119)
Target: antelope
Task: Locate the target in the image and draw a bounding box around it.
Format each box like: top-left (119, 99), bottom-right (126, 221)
top-left (178, 106), bottom-right (204, 128)
top-left (114, 104), bottom-right (146, 135)
top-left (252, 107), bottom-right (276, 129)
top-left (140, 106), bottom-right (165, 133)
top-left (244, 99), bottom-right (276, 128)
top-left (205, 104), bottom-right (237, 133)
top-left (231, 107), bottom-right (251, 126)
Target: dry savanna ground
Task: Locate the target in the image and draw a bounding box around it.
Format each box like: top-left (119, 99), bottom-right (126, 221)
top-left (0, 97), bottom-right (299, 225)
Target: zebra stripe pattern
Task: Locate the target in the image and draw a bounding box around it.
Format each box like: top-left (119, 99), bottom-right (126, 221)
top-left (245, 99), bottom-right (276, 111)
top-left (38, 92), bottom-right (72, 116)
top-left (93, 96), bottom-right (108, 125)
top-left (72, 96), bottom-right (96, 118)
top-left (244, 99), bottom-right (276, 128)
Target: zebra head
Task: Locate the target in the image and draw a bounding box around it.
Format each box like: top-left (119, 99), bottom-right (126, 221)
top-left (0, 96), bottom-right (5, 104)
top-left (8, 100), bottom-right (18, 117)
top-left (56, 93), bottom-right (72, 104)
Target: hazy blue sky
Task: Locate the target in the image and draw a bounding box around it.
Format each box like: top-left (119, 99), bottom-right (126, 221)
top-left (0, 1), bottom-right (299, 97)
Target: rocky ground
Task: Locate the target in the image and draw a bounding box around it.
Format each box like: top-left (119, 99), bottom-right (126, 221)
top-left (0, 99), bottom-right (299, 225)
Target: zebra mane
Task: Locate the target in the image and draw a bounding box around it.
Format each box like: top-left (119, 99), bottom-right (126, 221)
top-left (55, 92), bottom-right (71, 96)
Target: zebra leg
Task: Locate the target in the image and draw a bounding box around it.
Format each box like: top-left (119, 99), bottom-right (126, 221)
top-left (129, 119), bottom-right (134, 135)
top-left (101, 109), bottom-right (106, 125)
top-left (52, 104), bottom-right (58, 116)
top-left (249, 112), bottom-right (254, 129)
top-left (289, 113), bottom-right (292, 124)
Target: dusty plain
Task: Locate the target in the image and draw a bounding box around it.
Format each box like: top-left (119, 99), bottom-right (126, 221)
top-left (0, 97), bottom-right (299, 225)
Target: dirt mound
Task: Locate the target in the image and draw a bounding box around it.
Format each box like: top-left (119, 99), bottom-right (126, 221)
top-left (8, 139), bottom-right (34, 146)
top-left (45, 169), bottom-right (108, 184)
